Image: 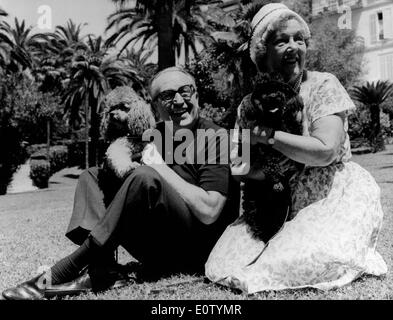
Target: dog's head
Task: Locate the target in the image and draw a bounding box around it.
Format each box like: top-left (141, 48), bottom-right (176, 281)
top-left (239, 74), bottom-right (302, 130)
top-left (101, 86), bottom-right (155, 142)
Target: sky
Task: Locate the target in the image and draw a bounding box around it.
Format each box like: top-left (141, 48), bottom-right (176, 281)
top-left (0, 0), bottom-right (121, 37)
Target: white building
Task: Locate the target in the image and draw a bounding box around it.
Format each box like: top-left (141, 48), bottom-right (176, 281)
top-left (312, 0), bottom-right (393, 82)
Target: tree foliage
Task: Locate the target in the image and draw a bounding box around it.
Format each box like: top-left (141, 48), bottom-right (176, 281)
top-left (0, 73), bottom-right (64, 144)
top-left (350, 80), bottom-right (393, 151)
top-left (62, 35), bottom-right (137, 167)
top-left (106, 0), bottom-right (228, 69)
top-left (306, 19), bottom-right (364, 89)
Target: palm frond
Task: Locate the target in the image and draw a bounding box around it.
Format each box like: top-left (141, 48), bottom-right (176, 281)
top-left (351, 80), bottom-right (393, 106)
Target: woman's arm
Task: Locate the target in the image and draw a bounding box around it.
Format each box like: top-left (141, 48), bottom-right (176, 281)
top-left (255, 114), bottom-right (345, 167)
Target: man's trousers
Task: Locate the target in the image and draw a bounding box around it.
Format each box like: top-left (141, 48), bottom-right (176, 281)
top-left (66, 166), bottom-right (224, 273)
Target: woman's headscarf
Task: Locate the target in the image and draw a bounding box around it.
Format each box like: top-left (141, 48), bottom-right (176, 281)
top-left (249, 3), bottom-right (311, 68)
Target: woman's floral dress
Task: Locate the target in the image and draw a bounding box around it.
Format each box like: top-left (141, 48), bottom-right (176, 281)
top-left (205, 71), bottom-right (387, 294)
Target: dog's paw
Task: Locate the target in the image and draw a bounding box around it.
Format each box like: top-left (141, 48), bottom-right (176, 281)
top-left (129, 161), bottom-right (141, 170)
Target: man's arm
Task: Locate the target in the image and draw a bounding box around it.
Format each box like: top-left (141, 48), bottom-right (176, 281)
top-left (149, 163), bottom-right (227, 225)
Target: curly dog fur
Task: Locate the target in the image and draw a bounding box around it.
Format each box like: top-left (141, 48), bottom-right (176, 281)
top-left (238, 73), bottom-right (304, 240)
top-left (98, 86), bottom-right (155, 207)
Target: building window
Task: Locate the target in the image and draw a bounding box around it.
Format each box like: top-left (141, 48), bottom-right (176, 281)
top-left (377, 12), bottom-right (384, 40)
top-left (369, 8), bottom-right (393, 44)
top-left (380, 53), bottom-right (393, 81)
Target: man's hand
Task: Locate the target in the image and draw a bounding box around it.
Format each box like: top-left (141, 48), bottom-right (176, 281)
top-left (148, 162), bottom-right (227, 225)
top-left (141, 143), bottom-right (165, 165)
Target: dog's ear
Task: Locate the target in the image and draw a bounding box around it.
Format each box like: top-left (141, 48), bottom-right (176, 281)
top-left (150, 102), bottom-right (160, 122)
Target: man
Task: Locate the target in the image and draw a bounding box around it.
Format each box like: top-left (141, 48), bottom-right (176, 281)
top-left (2, 67), bottom-right (239, 300)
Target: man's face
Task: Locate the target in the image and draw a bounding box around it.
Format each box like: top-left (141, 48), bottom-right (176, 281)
top-left (151, 71), bottom-right (199, 128)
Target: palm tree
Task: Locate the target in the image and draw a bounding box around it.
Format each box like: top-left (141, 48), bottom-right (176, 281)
top-left (120, 47), bottom-right (157, 99)
top-left (34, 20), bottom-right (88, 93)
top-left (0, 9), bottom-right (11, 70)
top-left (106, 0), bottom-right (221, 69)
top-left (189, 0), bottom-right (278, 128)
top-left (351, 80), bottom-right (393, 152)
top-left (0, 18), bottom-right (48, 73)
top-left (174, 0), bottom-right (217, 65)
top-left (107, 0), bottom-right (175, 70)
top-left (63, 35), bottom-right (135, 167)
top-left (206, 1), bottom-right (269, 102)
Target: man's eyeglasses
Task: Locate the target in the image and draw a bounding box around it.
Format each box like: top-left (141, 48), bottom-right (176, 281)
top-left (156, 84), bottom-right (195, 103)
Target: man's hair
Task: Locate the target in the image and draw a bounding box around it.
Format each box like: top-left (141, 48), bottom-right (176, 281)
top-left (149, 66), bottom-right (196, 100)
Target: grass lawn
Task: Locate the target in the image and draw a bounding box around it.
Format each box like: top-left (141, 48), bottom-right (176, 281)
top-left (1, 144), bottom-right (392, 300)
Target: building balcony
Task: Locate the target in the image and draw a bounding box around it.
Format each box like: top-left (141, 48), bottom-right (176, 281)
top-left (312, 0), bottom-right (364, 17)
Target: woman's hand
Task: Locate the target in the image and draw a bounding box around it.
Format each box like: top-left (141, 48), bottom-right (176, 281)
top-left (250, 126), bottom-right (275, 146)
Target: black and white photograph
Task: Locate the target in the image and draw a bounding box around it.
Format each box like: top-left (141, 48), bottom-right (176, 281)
top-left (0, 0), bottom-right (393, 307)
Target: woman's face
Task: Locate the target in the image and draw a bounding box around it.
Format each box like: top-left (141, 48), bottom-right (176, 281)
top-left (264, 19), bottom-right (307, 82)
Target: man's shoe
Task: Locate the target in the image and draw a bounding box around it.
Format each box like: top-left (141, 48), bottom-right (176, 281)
top-left (44, 270), bottom-right (93, 298)
top-left (2, 273), bottom-right (47, 300)
top-left (45, 265), bottom-right (132, 297)
top-left (1, 271), bottom-right (92, 301)
top-left (88, 263), bottom-right (132, 293)
top-left (2, 265), bottom-right (132, 300)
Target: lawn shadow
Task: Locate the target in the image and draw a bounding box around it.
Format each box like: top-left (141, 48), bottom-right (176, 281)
top-left (252, 286), bottom-right (322, 300)
top-left (378, 165), bottom-right (393, 170)
top-left (63, 174), bottom-right (80, 179)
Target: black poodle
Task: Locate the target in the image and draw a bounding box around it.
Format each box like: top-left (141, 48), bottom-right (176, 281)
top-left (237, 73), bottom-right (304, 241)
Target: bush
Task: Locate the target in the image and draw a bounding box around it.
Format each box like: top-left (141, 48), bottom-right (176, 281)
top-left (5, 75), bottom-right (67, 145)
top-left (348, 105), bottom-right (392, 149)
top-left (0, 118), bottom-right (28, 195)
top-left (26, 144), bottom-right (47, 157)
top-left (199, 103), bottom-right (226, 125)
top-left (29, 145), bottom-right (68, 189)
top-left (187, 52), bottom-right (235, 129)
top-left (348, 107), bottom-right (372, 142)
top-left (48, 145), bottom-right (68, 174)
top-left (30, 159), bottom-right (51, 189)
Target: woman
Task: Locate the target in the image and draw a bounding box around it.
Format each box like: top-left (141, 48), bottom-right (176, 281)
top-left (205, 3), bottom-right (387, 294)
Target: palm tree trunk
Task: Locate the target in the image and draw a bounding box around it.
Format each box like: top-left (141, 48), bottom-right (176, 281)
top-left (90, 96), bottom-right (100, 167)
top-left (46, 118), bottom-right (50, 166)
top-left (84, 98), bottom-right (89, 169)
top-left (307, 0), bottom-right (313, 23)
top-left (184, 39), bottom-right (190, 66)
top-left (157, 0), bottom-right (175, 70)
top-left (370, 103), bottom-right (384, 152)
top-left (184, 0), bottom-right (191, 66)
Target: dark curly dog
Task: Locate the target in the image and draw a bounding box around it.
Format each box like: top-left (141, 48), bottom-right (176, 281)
top-left (98, 86), bottom-right (156, 207)
top-left (237, 74), bottom-right (304, 240)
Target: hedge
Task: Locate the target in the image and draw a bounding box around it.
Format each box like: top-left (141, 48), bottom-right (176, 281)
top-left (30, 159), bottom-right (51, 189)
top-left (29, 145), bottom-right (68, 188)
